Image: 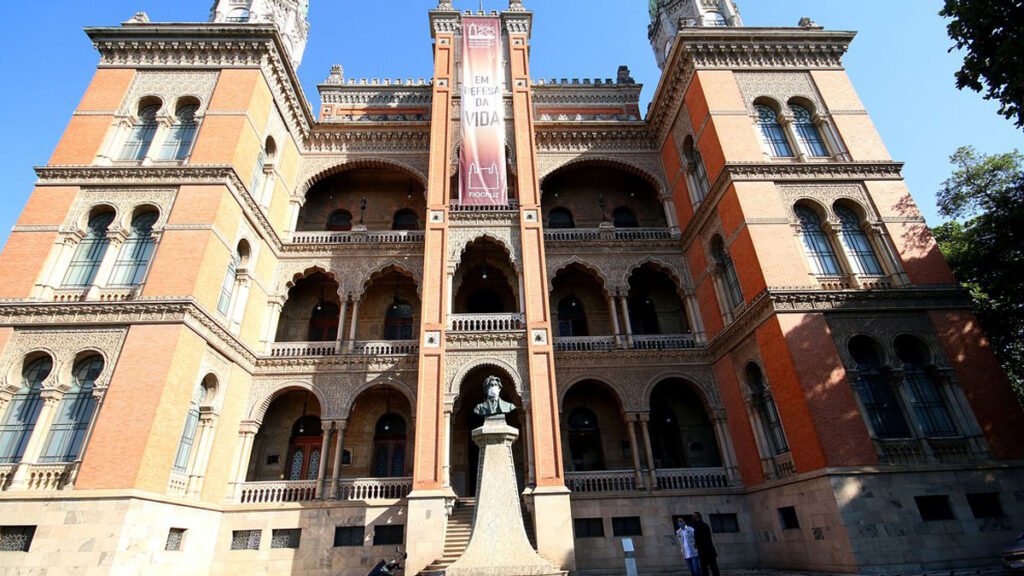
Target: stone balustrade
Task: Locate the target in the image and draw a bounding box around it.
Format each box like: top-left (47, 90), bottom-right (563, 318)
top-left (352, 340), bottom-right (419, 356)
top-left (565, 470), bottom-right (640, 493)
top-left (268, 340), bottom-right (421, 358)
top-left (631, 334), bottom-right (697, 350)
top-left (449, 313), bottom-right (525, 332)
top-left (0, 464), bottom-right (14, 490)
top-left (238, 480), bottom-right (318, 503)
top-left (167, 471), bottom-right (188, 496)
top-left (654, 467), bottom-right (729, 490)
top-left (336, 477), bottom-right (413, 501)
top-left (876, 439), bottom-right (927, 465)
top-left (289, 230), bottom-right (425, 245)
top-left (269, 341), bottom-right (339, 357)
top-left (553, 336), bottom-right (617, 352)
top-left (543, 227), bottom-right (673, 242)
top-left (0, 462), bottom-right (77, 492)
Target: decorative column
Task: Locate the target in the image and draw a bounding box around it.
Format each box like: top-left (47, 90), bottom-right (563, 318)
top-left (869, 222), bottom-right (910, 287)
top-left (618, 294), bottom-right (634, 348)
top-left (710, 409), bottom-right (741, 485)
top-left (624, 413), bottom-right (644, 490)
top-left (287, 197), bottom-right (305, 239)
top-left (316, 426), bottom-right (333, 499)
top-left (778, 112), bottom-right (807, 163)
top-left (260, 296), bottom-right (285, 353)
top-left (889, 370), bottom-right (934, 461)
top-left (442, 406), bottom-right (453, 489)
top-left (186, 409), bottom-right (219, 497)
top-left (68, 387), bottom-right (108, 487)
top-left (230, 420), bottom-right (260, 500)
top-left (607, 295), bottom-right (623, 348)
top-left (9, 388), bottom-right (63, 489)
top-left (638, 413), bottom-right (657, 491)
top-left (330, 419), bottom-right (348, 499)
top-left (334, 297), bottom-right (349, 353)
top-left (345, 298), bottom-right (361, 353)
top-left (88, 228), bottom-right (128, 295)
top-left (934, 368), bottom-right (991, 459)
top-left (228, 274), bottom-right (251, 333)
top-left (35, 234), bottom-right (79, 298)
top-left (825, 221), bottom-right (862, 288)
top-left (662, 197), bottom-right (680, 237)
top-left (684, 294), bottom-right (706, 344)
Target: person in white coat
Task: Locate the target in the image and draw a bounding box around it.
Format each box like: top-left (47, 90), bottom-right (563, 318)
top-left (675, 518), bottom-right (701, 576)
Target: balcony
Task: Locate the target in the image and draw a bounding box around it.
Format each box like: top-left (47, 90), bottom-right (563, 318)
top-left (565, 467), bottom-right (729, 494)
top-left (565, 470), bottom-right (640, 493)
top-left (655, 467), bottom-right (729, 490)
top-left (448, 313), bottom-right (525, 332)
top-left (0, 462), bottom-right (78, 492)
top-left (268, 340), bottom-right (419, 358)
top-left (553, 333), bottom-right (701, 352)
top-left (543, 227), bottom-right (673, 242)
top-left (289, 230), bottom-right (424, 245)
top-left (553, 336), bottom-right (616, 352)
top-left (236, 477), bottom-right (413, 504)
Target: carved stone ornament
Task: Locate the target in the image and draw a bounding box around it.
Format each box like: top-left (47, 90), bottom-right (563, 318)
top-left (545, 251), bottom-right (693, 296)
top-left (298, 156), bottom-right (429, 196)
top-left (247, 369), bottom-right (417, 422)
top-left (274, 256), bottom-right (424, 299)
top-left (61, 188), bottom-right (177, 234)
top-left (0, 328), bottom-right (127, 391)
top-left (554, 359), bottom-right (720, 413)
top-left (445, 350), bottom-right (527, 400)
top-left (118, 71), bottom-right (219, 117)
top-left (824, 313), bottom-right (952, 371)
top-left (536, 153), bottom-right (667, 197)
top-left (777, 183), bottom-right (877, 223)
top-left (734, 71), bottom-right (827, 115)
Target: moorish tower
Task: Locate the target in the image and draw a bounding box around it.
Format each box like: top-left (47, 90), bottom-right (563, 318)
top-left (210, 0), bottom-right (310, 68)
top-left (649, 0), bottom-right (742, 69)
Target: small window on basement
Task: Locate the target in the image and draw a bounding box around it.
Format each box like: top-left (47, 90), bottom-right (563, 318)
top-left (230, 530), bottom-right (261, 550)
top-left (966, 493), bottom-right (1004, 519)
top-left (573, 518), bottom-right (604, 538)
top-left (611, 516), bottom-right (642, 536)
top-left (0, 526), bottom-right (36, 552)
top-left (165, 528), bottom-right (186, 551)
top-left (915, 495), bottom-right (954, 521)
top-left (334, 526), bottom-right (365, 547)
top-left (709, 513), bottom-right (740, 534)
top-left (778, 506), bottom-right (800, 530)
top-left (270, 529), bottom-right (301, 549)
top-left (372, 525), bottom-right (404, 546)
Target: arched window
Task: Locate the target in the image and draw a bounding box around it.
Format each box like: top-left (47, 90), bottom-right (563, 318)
top-left (391, 209), bottom-right (419, 231)
top-left (849, 336), bottom-right (910, 439)
top-left (217, 253), bottom-right (240, 315)
top-left (372, 413), bottom-right (406, 478)
top-left (567, 408), bottom-right (604, 471)
top-left (895, 336), bottom-right (957, 437)
top-left (63, 210), bottom-right (116, 288)
top-left (326, 209), bottom-right (353, 232)
top-left (684, 138), bottom-right (711, 204)
top-left (557, 295), bottom-right (588, 337)
top-left (650, 407), bottom-right (687, 468)
top-left (711, 237), bottom-right (744, 310)
top-left (119, 103), bottom-right (160, 161)
top-left (794, 206), bottom-right (842, 276)
top-left (384, 300), bottom-right (414, 340)
top-left (109, 210), bottom-right (159, 286)
top-left (790, 104), bottom-right (829, 157)
top-left (40, 355), bottom-right (103, 463)
top-left (612, 207), bottom-right (639, 228)
top-left (746, 363), bottom-right (788, 456)
top-left (754, 104), bottom-right (793, 158)
top-left (158, 103), bottom-right (199, 161)
top-left (0, 356), bottom-right (52, 463)
top-left (628, 295), bottom-right (660, 335)
top-left (172, 381), bottom-right (205, 474)
top-left (548, 208), bottom-right (575, 229)
top-left (287, 415), bottom-right (323, 481)
top-left (307, 301), bottom-right (340, 341)
top-left (835, 206), bottom-right (884, 275)
top-left (705, 11), bottom-right (728, 26)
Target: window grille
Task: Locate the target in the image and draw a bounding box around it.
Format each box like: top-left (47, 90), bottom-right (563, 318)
top-left (755, 105), bottom-right (793, 157)
top-left (230, 530), bottom-right (261, 550)
top-left (0, 526), bottom-right (36, 552)
top-left (119, 105), bottom-right (159, 161)
top-left (158, 105), bottom-right (199, 161)
top-left (40, 356), bottom-right (103, 463)
top-left (333, 526), bottom-right (364, 547)
top-left (835, 207), bottom-right (884, 275)
top-left (790, 105), bottom-right (829, 157)
top-left (794, 206), bottom-right (841, 275)
top-left (0, 357), bottom-right (52, 464)
top-left (109, 211), bottom-right (158, 287)
top-left (270, 529), bottom-right (301, 549)
top-left (62, 212), bottom-right (115, 288)
top-left (217, 254), bottom-right (240, 315)
top-left (165, 528), bottom-right (186, 551)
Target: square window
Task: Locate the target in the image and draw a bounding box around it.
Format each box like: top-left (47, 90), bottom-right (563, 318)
top-left (342, 449), bottom-right (352, 466)
top-left (611, 517), bottom-right (642, 537)
top-left (372, 525), bottom-right (404, 546)
top-left (165, 528), bottom-right (186, 551)
top-left (915, 495), bottom-right (955, 521)
top-left (0, 526), bottom-right (36, 552)
top-left (334, 526), bottom-right (365, 547)
top-left (230, 529), bottom-right (261, 550)
top-left (778, 506), bottom-right (800, 530)
top-left (573, 518), bottom-right (604, 538)
top-left (709, 513), bottom-right (740, 534)
top-left (270, 529), bottom-right (301, 549)
top-left (966, 493), bottom-right (1003, 519)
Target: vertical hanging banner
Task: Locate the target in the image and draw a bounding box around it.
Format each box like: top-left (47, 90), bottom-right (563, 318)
top-left (460, 17), bottom-right (507, 206)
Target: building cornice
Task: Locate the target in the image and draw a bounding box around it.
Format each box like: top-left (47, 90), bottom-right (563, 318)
top-left (648, 27), bottom-right (856, 142)
top-left (534, 124), bottom-right (657, 152)
top-left (34, 164), bottom-right (286, 254)
top-left (0, 299), bottom-right (258, 370)
top-left (85, 23), bottom-right (314, 142)
top-left (304, 125), bottom-right (432, 153)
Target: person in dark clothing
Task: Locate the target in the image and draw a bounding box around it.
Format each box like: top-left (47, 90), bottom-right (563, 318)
top-left (692, 512), bottom-right (720, 576)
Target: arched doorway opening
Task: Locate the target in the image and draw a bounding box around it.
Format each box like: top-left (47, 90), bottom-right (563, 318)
top-left (346, 385), bottom-right (414, 479)
top-left (276, 272), bottom-right (341, 343)
top-left (453, 238), bottom-right (518, 314)
top-left (648, 379), bottom-right (721, 469)
top-left (561, 380), bottom-right (629, 472)
top-left (247, 389), bottom-right (324, 482)
top-left (450, 365), bottom-right (524, 497)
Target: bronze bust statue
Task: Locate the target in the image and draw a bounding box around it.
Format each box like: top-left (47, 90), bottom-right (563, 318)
top-left (473, 375), bottom-right (516, 417)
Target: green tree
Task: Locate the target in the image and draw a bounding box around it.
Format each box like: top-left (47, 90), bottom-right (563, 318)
top-left (932, 147), bottom-right (1024, 401)
top-left (940, 0), bottom-right (1024, 128)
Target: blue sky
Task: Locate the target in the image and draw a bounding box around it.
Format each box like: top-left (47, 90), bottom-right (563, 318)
top-left (0, 0), bottom-right (1019, 248)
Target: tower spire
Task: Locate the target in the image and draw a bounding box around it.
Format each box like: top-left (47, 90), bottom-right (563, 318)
top-left (648, 0), bottom-right (742, 69)
top-left (210, 0), bottom-right (311, 70)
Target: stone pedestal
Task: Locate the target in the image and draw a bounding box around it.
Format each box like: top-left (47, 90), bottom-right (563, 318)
top-left (446, 416), bottom-right (565, 576)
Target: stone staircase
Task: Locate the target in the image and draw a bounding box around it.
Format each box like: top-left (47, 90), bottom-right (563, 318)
top-left (419, 498), bottom-right (536, 576)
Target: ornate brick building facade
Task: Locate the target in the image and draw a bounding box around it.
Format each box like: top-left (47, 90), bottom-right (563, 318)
top-left (0, 0), bottom-right (1021, 574)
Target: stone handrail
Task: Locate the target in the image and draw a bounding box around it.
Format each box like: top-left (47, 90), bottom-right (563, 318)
top-left (565, 470), bottom-right (640, 493)
top-left (553, 336), bottom-right (616, 352)
top-left (772, 451), bottom-right (797, 478)
top-left (336, 477), bottom-right (413, 501)
top-left (289, 230), bottom-right (425, 245)
top-left (876, 438), bottom-right (927, 465)
top-left (632, 334), bottom-right (698, 350)
top-left (0, 464), bottom-right (15, 490)
top-left (449, 313), bottom-right (525, 332)
top-left (167, 471), bottom-right (188, 496)
top-left (654, 467), bottom-right (729, 490)
top-left (238, 480), bottom-right (318, 504)
top-left (352, 340), bottom-right (419, 356)
top-left (449, 200), bottom-right (518, 212)
top-left (19, 462), bottom-right (76, 491)
top-left (269, 341), bottom-right (339, 357)
top-left (928, 437), bottom-right (974, 463)
top-left (543, 227), bottom-right (672, 242)
top-left (613, 228), bottom-right (674, 241)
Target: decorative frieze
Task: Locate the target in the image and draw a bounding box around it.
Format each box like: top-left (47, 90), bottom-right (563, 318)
top-left (734, 71), bottom-right (828, 113)
top-left (61, 188), bottom-right (177, 233)
top-left (119, 70), bottom-right (220, 116)
top-left (0, 328), bottom-right (127, 391)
